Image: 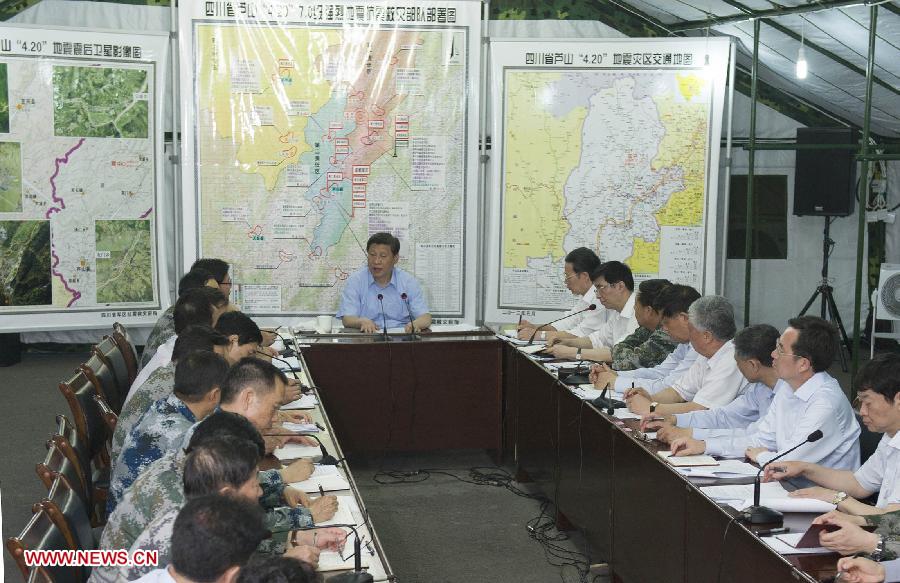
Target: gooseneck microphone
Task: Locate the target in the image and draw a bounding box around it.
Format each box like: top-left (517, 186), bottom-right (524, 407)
top-left (527, 304), bottom-right (597, 345)
top-left (376, 293), bottom-right (388, 341)
top-left (743, 429), bottom-right (824, 524)
top-left (400, 292), bottom-right (417, 335)
top-left (303, 432), bottom-right (341, 466)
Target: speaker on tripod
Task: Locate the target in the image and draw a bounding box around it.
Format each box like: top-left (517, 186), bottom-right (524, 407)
top-left (794, 127), bottom-right (859, 371)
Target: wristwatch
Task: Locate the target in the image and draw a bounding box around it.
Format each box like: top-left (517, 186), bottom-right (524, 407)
top-left (650, 402), bottom-right (659, 413)
top-left (576, 348), bottom-right (582, 360)
top-left (831, 491), bottom-right (849, 506)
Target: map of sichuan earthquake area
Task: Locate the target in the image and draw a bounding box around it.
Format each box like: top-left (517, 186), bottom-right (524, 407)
top-left (194, 24), bottom-right (468, 315)
top-left (0, 58), bottom-right (157, 312)
top-left (501, 70), bottom-right (712, 310)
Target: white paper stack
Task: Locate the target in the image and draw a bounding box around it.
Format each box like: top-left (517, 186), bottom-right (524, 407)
top-left (700, 482), bottom-right (836, 513)
top-left (282, 393), bottom-right (318, 410)
top-left (274, 355), bottom-right (301, 371)
top-left (273, 443), bottom-right (322, 461)
top-left (282, 422), bottom-right (320, 433)
top-left (317, 494), bottom-right (359, 527)
top-left (289, 465), bottom-right (351, 493)
top-left (676, 459), bottom-right (759, 478)
top-left (613, 408), bottom-right (641, 420)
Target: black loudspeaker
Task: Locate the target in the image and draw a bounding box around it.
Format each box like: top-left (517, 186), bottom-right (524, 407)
top-left (793, 127), bottom-right (859, 217)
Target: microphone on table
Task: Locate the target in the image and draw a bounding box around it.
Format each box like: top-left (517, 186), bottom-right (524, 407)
top-left (376, 293), bottom-right (389, 341)
top-left (400, 292), bottom-right (418, 337)
top-left (293, 523), bottom-right (374, 583)
top-left (593, 383), bottom-right (616, 416)
top-left (302, 432), bottom-right (341, 466)
top-left (527, 304), bottom-right (597, 345)
top-left (270, 328), bottom-right (296, 357)
top-left (742, 429), bottom-right (824, 525)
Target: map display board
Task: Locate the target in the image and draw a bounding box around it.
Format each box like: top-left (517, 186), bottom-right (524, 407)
top-left (0, 25), bottom-right (170, 332)
top-left (179, 1), bottom-right (481, 325)
top-left (484, 39), bottom-right (730, 323)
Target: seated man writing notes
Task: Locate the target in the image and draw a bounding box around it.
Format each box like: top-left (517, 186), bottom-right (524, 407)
top-left (669, 316), bottom-right (860, 471)
top-left (337, 232), bottom-right (431, 334)
top-left (624, 295), bottom-right (748, 415)
top-left (640, 323), bottom-right (780, 445)
top-left (544, 260), bottom-right (639, 361)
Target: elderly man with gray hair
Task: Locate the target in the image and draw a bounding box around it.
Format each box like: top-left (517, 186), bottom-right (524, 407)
top-left (625, 295), bottom-right (748, 416)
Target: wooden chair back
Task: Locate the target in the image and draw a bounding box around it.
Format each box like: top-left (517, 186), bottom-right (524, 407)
top-left (57, 371), bottom-right (108, 466)
top-left (80, 354), bottom-right (120, 419)
top-left (112, 323), bottom-right (138, 385)
top-left (5, 507), bottom-right (81, 583)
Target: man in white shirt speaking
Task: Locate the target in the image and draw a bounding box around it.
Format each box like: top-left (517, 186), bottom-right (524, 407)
top-left (671, 315), bottom-right (860, 472)
top-left (764, 352), bottom-right (900, 514)
top-left (517, 247), bottom-right (607, 341)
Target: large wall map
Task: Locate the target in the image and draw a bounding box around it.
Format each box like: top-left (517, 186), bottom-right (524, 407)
top-left (190, 15), bottom-right (473, 317)
top-left (488, 39), bottom-right (730, 318)
top-left (0, 27), bottom-right (166, 331)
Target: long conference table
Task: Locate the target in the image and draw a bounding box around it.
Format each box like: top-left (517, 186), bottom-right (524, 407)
top-left (291, 327), bottom-right (842, 583)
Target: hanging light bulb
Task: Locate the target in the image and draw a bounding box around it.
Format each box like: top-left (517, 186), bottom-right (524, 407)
top-left (796, 44), bottom-right (808, 79)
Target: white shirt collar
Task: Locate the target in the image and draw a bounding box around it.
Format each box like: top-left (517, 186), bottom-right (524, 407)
top-left (888, 431), bottom-right (900, 450)
top-left (581, 285), bottom-right (597, 304)
top-left (617, 292), bottom-right (636, 318)
top-left (706, 340), bottom-right (734, 367)
top-left (793, 371), bottom-right (829, 402)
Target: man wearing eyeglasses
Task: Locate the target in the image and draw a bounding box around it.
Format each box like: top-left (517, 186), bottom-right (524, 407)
top-left (337, 232), bottom-right (431, 334)
top-left (670, 315), bottom-right (860, 473)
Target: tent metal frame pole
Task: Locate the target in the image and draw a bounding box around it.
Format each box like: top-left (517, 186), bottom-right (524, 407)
top-left (720, 40), bottom-right (737, 296)
top-left (743, 18), bottom-right (760, 327)
top-left (476, 0), bottom-right (490, 324)
top-left (851, 5), bottom-right (878, 394)
top-left (670, 0), bottom-right (880, 32)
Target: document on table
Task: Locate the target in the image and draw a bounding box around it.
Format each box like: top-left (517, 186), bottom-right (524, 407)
top-left (282, 393), bottom-right (318, 410)
top-left (518, 344), bottom-right (549, 355)
top-left (675, 459), bottom-right (759, 478)
top-left (274, 355), bottom-right (302, 371)
top-left (289, 465), bottom-right (351, 493)
top-left (317, 529), bottom-right (374, 571)
top-left (430, 324), bottom-right (481, 333)
top-left (700, 482), bottom-right (836, 513)
top-left (282, 422), bottom-right (320, 433)
top-left (613, 408), bottom-right (641, 420)
top-left (570, 385), bottom-right (626, 402)
top-left (317, 494), bottom-right (359, 527)
top-left (658, 451), bottom-right (719, 467)
top-left (762, 533), bottom-right (834, 555)
top-left (273, 443), bottom-right (322, 461)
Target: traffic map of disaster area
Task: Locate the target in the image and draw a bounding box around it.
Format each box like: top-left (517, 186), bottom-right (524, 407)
top-left (192, 22), bottom-right (470, 316)
top-left (500, 68), bottom-right (716, 310)
top-left (0, 55), bottom-right (159, 315)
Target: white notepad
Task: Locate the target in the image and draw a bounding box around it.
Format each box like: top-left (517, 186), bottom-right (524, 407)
top-left (316, 495), bottom-right (358, 527)
top-left (700, 482), bottom-right (836, 513)
top-left (282, 422), bottom-right (320, 433)
top-left (658, 451), bottom-right (719, 467)
top-left (289, 465), bottom-right (351, 493)
top-left (273, 443), bottom-right (322, 461)
top-left (282, 394), bottom-right (318, 410)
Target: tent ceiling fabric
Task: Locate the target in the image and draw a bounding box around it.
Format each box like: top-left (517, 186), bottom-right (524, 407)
top-left (612, 0), bottom-right (900, 138)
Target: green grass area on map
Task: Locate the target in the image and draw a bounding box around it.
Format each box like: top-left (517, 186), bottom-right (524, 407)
top-left (95, 219), bottom-right (153, 303)
top-left (0, 141), bottom-right (23, 212)
top-left (53, 66), bottom-right (149, 138)
top-left (0, 63), bottom-right (9, 134)
top-left (0, 220), bottom-right (51, 306)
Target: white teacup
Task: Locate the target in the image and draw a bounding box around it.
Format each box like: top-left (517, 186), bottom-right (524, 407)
top-left (315, 315), bottom-right (333, 334)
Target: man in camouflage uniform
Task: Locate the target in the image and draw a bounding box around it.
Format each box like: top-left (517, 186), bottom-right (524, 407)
top-left (92, 413), bottom-right (341, 582)
top-left (114, 325), bottom-right (239, 460)
top-left (120, 436), bottom-right (342, 581)
top-left (109, 352), bottom-right (228, 514)
top-left (610, 279), bottom-right (677, 371)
